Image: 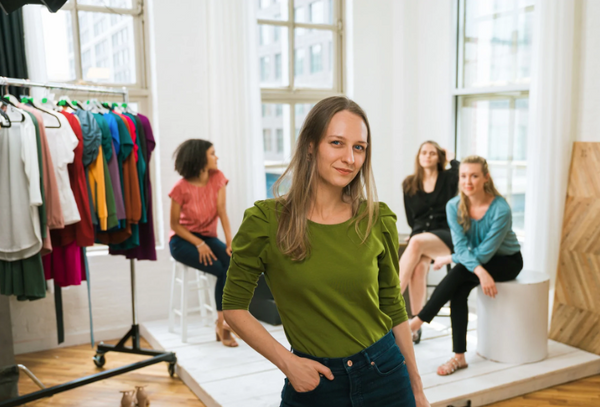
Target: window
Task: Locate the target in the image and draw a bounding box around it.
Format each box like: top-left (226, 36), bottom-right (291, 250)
top-left (455, 0), bottom-right (534, 235)
top-left (257, 1), bottom-right (343, 198)
top-left (310, 44), bottom-right (323, 73)
top-left (35, 0), bottom-right (143, 86)
top-left (275, 53), bottom-right (282, 80)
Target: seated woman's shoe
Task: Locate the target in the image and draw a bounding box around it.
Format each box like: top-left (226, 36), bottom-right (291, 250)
top-left (437, 357), bottom-right (468, 376)
top-left (412, 327), bottom-right (422, 345)
top-left (135, 386), bottom-right (150, 407)
top-left (216, 321), bottom-right (239, 347)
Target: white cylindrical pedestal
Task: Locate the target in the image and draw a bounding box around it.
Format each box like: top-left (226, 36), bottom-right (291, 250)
top-left (477, 271), bottom-right (550, 364)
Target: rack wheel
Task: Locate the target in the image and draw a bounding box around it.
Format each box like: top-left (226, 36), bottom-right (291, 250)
top-left (168, 362), bottom-right (176, 377)
top-left (93, 354), bottom-right (106, 368)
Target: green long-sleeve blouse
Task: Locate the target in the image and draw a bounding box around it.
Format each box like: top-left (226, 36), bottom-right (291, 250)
top-left (222, 200), bottom-right (408, 358)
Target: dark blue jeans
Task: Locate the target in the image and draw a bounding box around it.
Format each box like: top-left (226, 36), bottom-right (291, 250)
top-left (169, 233), bottom-right (230, 311)
top-left (281, 331), bottom-right (416, 407)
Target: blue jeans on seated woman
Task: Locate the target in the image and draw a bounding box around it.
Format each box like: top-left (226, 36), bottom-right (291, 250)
top-left (280, 331), bottom-right (416, 407)
top-left (169, 233), bottom-right (230, 311)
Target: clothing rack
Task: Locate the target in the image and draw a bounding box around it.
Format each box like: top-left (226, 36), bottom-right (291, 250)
top-left (0, 77), bottom-right (176, 407)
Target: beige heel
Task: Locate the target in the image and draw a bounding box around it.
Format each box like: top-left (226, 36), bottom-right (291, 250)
top-left (120, 390), bottom-right (135, 407)
top-left (135, 385), bottom-right (150, 407)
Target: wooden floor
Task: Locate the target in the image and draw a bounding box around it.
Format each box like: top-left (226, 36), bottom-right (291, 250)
top-left (15, 338), bottom-right (206, 407)
top-left (485, 374), bottom-right (600, 406)
top-left (12, 337), bottom-right (600, 407)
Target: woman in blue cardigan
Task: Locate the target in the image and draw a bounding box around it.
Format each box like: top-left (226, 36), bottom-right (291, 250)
top-left (409, 155), bottom-right (522, 376)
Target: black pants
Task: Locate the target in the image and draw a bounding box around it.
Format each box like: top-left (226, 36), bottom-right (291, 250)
top-left (418, 252), bottom-right (523, 353)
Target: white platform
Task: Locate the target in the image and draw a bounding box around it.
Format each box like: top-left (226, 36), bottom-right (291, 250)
top-left (141, 318), bottom-right (600, 407)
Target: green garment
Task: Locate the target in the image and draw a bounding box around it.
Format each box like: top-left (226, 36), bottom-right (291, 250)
top-left (223, 200), bottom-right (407, 358)
top-left (26, 112), bottom-right (46, 239)
top-left (92, 113), bottom-right (118, 229)
top-left (0, 254), bottom-right (46, 301)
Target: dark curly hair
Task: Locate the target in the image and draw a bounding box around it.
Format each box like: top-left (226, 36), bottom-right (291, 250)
top-left (173, 139), bottom-right (213, 179)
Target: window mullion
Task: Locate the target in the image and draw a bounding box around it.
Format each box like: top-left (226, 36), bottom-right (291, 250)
top-left (289, 0), bottom-right (295, 92)
top-left (72, 3), bottom-right (83, 81)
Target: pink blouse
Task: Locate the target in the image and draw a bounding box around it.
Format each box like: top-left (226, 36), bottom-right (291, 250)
top-left (169, 170), bottom-right (228, 238)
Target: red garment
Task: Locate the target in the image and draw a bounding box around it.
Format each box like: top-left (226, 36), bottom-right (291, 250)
top-left (169, 170), bottom-right (228, 239)
top-left (115, 112), bottom-right (138, 162)
top-left (43, 241), bottom-right (86, 286)
top-left (52, 111), bottom-right (95, 247)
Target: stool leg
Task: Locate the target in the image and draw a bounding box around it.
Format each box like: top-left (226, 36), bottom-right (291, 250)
top-left (181, 266), bottom-right (189, 343)
top-left (207, 274), bottom-right (218, 323)
top-left (168, 260), bottom-right (177, 333)
top-left (196, 271), bottom-right (208, 326)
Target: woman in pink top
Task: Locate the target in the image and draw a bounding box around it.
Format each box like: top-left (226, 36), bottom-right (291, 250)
top-left (169, 139), bottom-right (237, 347)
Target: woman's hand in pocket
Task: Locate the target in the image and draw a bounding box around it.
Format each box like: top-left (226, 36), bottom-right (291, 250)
top-left (285, 355), bottom-right (334, 393)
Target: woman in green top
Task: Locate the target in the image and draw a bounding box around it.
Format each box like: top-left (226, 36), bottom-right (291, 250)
top-left (223, 97), bottom-right (429, 407)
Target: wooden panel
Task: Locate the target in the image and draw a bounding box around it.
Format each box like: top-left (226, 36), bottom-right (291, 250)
top-left (550, 142), bottom-right (600, 355)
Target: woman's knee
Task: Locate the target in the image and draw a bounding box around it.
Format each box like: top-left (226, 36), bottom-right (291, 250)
top-left (407, 235), bottom-right (424, 253)
top-left (412, 257), bottom-right (430, 278)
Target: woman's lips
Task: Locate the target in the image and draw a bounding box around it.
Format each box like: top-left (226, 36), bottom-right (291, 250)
top-left (335, 168), bottom-right (352, 175)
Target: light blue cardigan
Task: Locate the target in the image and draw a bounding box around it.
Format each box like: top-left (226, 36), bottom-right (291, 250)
top-left (447, 196), bottom-right (521, 272)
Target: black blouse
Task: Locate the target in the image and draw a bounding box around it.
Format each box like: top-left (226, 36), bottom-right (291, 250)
top-left (403, 160), bottom-right (459, 236)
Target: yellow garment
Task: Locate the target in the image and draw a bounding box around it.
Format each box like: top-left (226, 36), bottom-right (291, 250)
top-left (88, 148), bottom-right (108, 230)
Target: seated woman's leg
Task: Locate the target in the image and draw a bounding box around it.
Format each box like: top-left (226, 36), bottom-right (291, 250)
top-left (400, 233), bottom-right (451, 293)
top-left (408, 256), bottom-right (431, 315)
top-left (200, 237), bottom-right (230, 312)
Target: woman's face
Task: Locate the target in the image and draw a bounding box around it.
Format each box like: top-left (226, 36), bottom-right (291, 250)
top-left (314, 110), bottom-right (368, 190)
top-left (459, 163), bottom-right (488, 197)
top-left (204, 146), bottom-right (218, 171)
top-left (418, 143), bottom-right (439, 170)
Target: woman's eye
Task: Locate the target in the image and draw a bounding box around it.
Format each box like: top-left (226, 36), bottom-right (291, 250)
top-left (354, 145), bottom-right (365, 151)
top-left (332, 141), bottom-right (341, 146)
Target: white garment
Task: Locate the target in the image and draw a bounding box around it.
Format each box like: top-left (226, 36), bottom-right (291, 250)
top-left (44, 113), bottom-right (81, 225)
top-left (0, 111), bottom-right (43, 260)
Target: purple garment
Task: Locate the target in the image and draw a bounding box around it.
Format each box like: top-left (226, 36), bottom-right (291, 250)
top-left (107, 146), bottom-right (126, 220)
top-left (110, 113), bottom-right (157, 261)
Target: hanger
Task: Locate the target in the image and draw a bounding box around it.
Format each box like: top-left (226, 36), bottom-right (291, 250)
top-left (86, 99), bottom-right (109, 114)
top-left (22, 96), bottom-right (62, 129)
top-left (0, 106), bottom-right (12, 128)
top-left (121, 103), bottom-right (136, 115)
top-left (58, 96), bottom-right (78, 111)
top-left (1, 96), bottom-right (26, 123)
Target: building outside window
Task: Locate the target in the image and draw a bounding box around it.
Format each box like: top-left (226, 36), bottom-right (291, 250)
top-left (454, 0), bottom-right (535, 235)
top-left (257, 0), bottom-right (342, 198)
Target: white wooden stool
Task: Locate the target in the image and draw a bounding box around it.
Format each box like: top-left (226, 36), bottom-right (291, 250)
top-left (168, 258), bottom-right (218, 342)
top-left (477, 271), bottom-right (550, 364)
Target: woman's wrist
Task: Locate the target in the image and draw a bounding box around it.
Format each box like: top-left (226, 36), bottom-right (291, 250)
top-left (195, 241), bottom-right (206, 249)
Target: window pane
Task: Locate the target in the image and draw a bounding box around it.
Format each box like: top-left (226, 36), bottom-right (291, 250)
top-left (77, 0), bottom-right (134, 8)
top-left (294, 103), bottom-right (315, 137)
top-left (78, 11), bottom-right (137, 84)
top-left (262, 103), bottom-right (291, 163)
top-left (257, 0), bottom-right (288, 21)
top-left (40, 9), bottom-right (76, 82)
top-left (258, 24), bottom-right (289, 87)
top-left (462, 0), bottom-right (534, 88)
top-left (295, 0), bottom-right (333, 24)
top-left (294, 29), bottom-right (333, 89)
top-left (458, 94), bottom-right (529, 234)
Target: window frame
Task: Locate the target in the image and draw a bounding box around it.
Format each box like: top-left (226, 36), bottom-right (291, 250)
top-left (452, 0), bottom-right (534, 238)
top-left (258, 0), bottom-right (345, 174)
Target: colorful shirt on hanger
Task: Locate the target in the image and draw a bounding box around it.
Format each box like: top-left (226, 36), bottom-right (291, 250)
top-left (45, 113), bottom-right (81, 226)
top-left (74, 110), bottom-right (102, 167)
top-left (92, 113), bottom-right (118, 229)
top-left (88, 147), bottom-right (108, 230)
top-left (0, 112), bottom-right (43, 260)
top-left (18, 103), bottom-right (64, 230)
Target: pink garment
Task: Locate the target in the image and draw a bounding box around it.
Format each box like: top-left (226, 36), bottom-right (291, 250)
top-left (169, 170), bottom-right (228, 239)
top-left (43, 241), bottom-right (86, 287)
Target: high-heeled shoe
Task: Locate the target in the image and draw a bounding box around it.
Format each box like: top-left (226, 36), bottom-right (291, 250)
top-left (135, 385), bottom-right (150, 407)
top-left (412, 328), bottom-right (422, 345)
top-left (120, 390), bottom-right (135, 407)
top-left (216, 321), bottom-right (239, 347)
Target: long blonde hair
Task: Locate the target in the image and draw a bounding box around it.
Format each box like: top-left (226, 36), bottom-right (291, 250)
top-left (457, 155), bottom-right (501, 232)
top-left (272, 96), bottom-right (378, 261)
top-left (402, 140), bottom-right (447, 196)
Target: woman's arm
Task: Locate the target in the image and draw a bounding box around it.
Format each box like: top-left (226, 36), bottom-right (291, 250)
top-left (170, 198), bottom-right (217, 265)
top-left (393, 322), bottom-right (430, 407)
top-left (224, 310), bottom-right (334, 392)
top-left (217, 186), bottom-right (233, 255)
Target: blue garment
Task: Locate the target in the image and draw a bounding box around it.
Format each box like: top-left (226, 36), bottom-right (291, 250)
top-left (447, 196), bottom-right (520, 271)
top-left (281, 331), bottom-right (415, 407)
top-left (103, 113), bottom-right (120, 156)
top-left (73, 110), bottom-right (102, 167)
top-left (169, 233), bottom-right (230, 311)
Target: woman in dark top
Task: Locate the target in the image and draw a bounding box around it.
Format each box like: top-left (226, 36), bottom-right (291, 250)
top-left (401, 141), bottom-right (459, 343)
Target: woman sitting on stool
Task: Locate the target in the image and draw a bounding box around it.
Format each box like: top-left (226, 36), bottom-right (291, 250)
top-left (409, 155), bottom-right (522, 375)
top-left (169, 139), bottom-right (237, 347)
top-left (401, 141), bottom-right (459, 344)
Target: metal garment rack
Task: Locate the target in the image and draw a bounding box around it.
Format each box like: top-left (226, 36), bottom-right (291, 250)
top-left (0, 77), bottom-right (177, 407)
